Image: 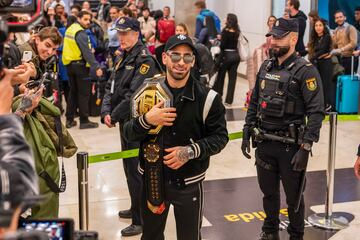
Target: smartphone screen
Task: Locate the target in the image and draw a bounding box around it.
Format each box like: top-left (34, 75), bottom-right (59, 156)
top-left (19, 218), bottom-right (74, 240)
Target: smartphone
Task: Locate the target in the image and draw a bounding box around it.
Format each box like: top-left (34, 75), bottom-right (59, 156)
top-left (22, 51), bottom-right (33, 63)
top-left (19, 218), bottom-right (74, 240)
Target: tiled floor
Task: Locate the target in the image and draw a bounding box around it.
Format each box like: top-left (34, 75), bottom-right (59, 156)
top-left (59, 75), bottom-right (360, 240)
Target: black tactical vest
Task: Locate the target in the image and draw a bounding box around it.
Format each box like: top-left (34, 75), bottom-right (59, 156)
top-left (257, 57), bottom-right (307, 130)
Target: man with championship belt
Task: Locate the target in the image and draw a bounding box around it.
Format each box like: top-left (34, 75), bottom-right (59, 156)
top-left (123, 34), bottom-right (228, 240)
top-left (101, 17), bottom-right (160, 236)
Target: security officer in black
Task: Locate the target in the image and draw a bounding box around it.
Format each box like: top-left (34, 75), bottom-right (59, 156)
top-left (101, 17), bottom-right (160, 237)
top-left (241, 18), bottom-right (324, 240)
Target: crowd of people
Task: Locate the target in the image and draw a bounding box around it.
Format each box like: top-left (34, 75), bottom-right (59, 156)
top-left (1, 0), bottom-right (360, 240)
top-left (247, 1), bottom-right (360, 111)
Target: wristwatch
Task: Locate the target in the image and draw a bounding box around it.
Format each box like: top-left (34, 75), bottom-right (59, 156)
top-left (187, 146), bottom-right (195, 160)
top-left (301, 143), bottom-right (312, 151)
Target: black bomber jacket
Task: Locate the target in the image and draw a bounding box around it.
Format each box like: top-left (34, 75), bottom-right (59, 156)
top-left (122, 75), bottom-right (229, 186)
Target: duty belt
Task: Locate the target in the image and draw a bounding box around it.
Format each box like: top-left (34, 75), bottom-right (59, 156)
top-left (131, 75), bottom-right (173, 214)
top-left (253, 128), bottom-right (296, 144)
top-left (252, 124), bottom-right (305, 145)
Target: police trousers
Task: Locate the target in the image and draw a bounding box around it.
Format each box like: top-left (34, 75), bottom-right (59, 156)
top-left (141, 181), bottom-right (204, 240)
top-left (120, 124), bottom-right (142, 226)
top-left (255, 141), bottom-right (304, 239)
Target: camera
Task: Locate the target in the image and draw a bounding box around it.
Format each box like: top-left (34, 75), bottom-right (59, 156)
top-left (18, 218), bottom-right (99, 240)
top-left (0, 0), bottom-right (43, 72)
top-left (0, 0), bottom-right (43, 33)
top-left (19, 218), bottom-right (74, 240)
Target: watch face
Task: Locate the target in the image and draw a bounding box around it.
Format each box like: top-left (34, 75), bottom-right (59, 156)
top-left (303, 143), bottom-right (311, 151)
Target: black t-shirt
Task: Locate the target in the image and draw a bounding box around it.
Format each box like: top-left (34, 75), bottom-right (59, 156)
top-left (162, 81), bottom-right (185, 181)
top-left (162, 81), bottom-right (185, 149)
top-left (220, 29), bottom-right (239, 50)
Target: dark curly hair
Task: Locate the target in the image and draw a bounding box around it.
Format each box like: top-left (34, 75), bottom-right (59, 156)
top-left (308, 18), bottom-right (330, 59)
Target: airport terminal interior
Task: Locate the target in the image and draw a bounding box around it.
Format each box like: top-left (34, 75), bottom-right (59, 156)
top-left (60, 77), bottom-right (360, 240)
top-left (19, 0), bottom-right (360, 239)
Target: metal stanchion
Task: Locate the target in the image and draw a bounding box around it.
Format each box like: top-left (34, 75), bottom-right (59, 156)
top-left (308, 112), bottom-right (349, 230)
top-left (77, 152), bottom-right (89, 230)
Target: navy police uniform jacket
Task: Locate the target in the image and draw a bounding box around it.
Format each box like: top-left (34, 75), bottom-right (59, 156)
top-left (101, 40), bottom-right (159, 124)
top-left (245, 53), bottom-right (325, 144)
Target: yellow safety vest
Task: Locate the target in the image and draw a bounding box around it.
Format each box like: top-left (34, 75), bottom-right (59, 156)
top-left (62, 23), bottom-right (91, 67)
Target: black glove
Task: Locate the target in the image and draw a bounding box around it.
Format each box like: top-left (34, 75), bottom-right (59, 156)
top-left (291, 148), bottom-right (310, 171)
top-left (241, 126), bottom-right (251, 159)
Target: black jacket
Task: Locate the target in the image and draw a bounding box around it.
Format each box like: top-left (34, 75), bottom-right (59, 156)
top-left (245, 53), bottom-right (324, 144)
top-left (96, 2), bottom-right (111, 23)
top-left (101, 41), bottom-right (159, 123)
top-left (0, 114), bottom-right (38, 196)
top-left (123, 75), bottom-right (228, 185)
top-left (291, 10), bottom-right (308, 56)
top-left (310, 33), bottom-right (332, 62)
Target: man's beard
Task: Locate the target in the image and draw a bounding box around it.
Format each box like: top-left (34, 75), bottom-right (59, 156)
top-left (168, 67), bottom-right (190, 81)
top-left (271, 45), bottom-right (290, 58)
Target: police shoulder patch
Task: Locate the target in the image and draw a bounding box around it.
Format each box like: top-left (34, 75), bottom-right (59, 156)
top-left (306, 77), bottom-right (317, 91)
top-left (140, 63), bottom-right (150, 75)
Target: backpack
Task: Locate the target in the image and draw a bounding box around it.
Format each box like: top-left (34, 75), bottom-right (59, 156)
top-left (194, 42), bottom-right (214, 75)
top-left (157, 18), bottom-right (175, 43)
top-left (12, 97), bottom-right (77, 218)
top-left (199, 10), bottom-right (221, 33)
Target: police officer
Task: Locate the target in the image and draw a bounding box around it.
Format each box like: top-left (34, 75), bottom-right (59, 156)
top-left (100, 17), bottom-right (160, 237)
top-left (241, 18), bottom-right (324, 240)
top-left (62, 10), bottom-right (103, 130)
top-left (122, 34), bottom-right (228, 240)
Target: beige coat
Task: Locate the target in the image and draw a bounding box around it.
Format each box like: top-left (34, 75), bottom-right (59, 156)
top-left (332, 23), bottom-right (358, 57)
top-left (138, 16), bottom-right (156, 41)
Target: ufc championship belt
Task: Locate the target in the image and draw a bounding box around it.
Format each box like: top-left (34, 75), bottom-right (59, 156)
top-left (131, 75), bottom-right (173, 214)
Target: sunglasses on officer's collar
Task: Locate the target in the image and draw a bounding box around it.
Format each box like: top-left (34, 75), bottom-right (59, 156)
top-left (166, 51), bottom-right (195, 64)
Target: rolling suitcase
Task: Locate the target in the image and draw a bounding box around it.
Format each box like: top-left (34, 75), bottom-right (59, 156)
top-left (336, 56), bottom-right (360, 114)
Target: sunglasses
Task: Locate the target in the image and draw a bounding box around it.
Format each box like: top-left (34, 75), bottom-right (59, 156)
top-left (166, 52), bottom-right (194, 64)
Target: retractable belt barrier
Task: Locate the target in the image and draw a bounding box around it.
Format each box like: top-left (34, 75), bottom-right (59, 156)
top-left (87, 114), bottom-right (360, 164)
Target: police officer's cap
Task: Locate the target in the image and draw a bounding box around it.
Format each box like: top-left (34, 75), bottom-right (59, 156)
top-left (164, 34), bottom-right (196, 53)
top-left (266, 18), bottom-right (299, 38)
top-left (114, 17), bottom-right (140, 32)
top-left (0, 161), bottom-right (43, 226)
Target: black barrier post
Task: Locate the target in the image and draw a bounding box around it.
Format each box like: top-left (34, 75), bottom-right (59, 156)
top-left (77, 152), bottom-right (89, 230)
top-left (308, 112), bottom-right (349, 230)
